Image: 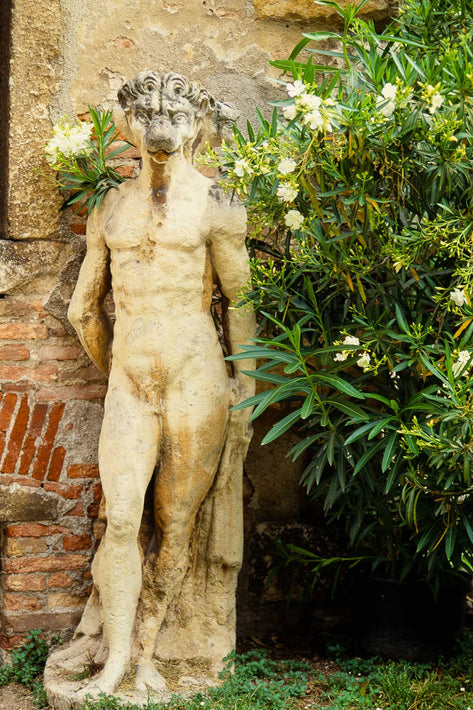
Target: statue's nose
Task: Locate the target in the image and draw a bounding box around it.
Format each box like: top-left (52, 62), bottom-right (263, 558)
top-left (145, 118), bottom-right (176, 152)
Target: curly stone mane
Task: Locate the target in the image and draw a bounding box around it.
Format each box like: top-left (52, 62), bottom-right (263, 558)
top-left (118, 70), bottom-right (209, 118)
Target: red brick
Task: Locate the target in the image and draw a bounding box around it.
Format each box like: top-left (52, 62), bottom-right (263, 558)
top-left (6, 523), bottom-right (71, 537)
top-left (29, 403), bottom-right (48, 436)
top-left (0, 345), bottom-right (30, 361)
top-left (3, 574), bottom-right (46, 592)
top-left (47, 446), bottom-right (66, 482)
top-left (87, 502), bottom-right (101, 518)
top-left (31, 403), bottom-right (65, 480)
top-left (0, 364), bottom-right (57, 382)
top-left (0, 393), bottom-right (17, 431)
top-left (0, 432), bottom-right (5, 461)
top-left (0, 383), bottom-right (31, 392)
top-left (3, 554), bottom-right (89, 573)
top-left (3, 594), bottom-right (43, 612)
top-left (67, 463), bottom-right (99, 479)
top-left (5, 537), bottom-right (47, 557)
top-left (0, 323), bottom-right (48, 339)
top-left (63, 535), bottom-right (92, 552)
top-left (70, 222), bottom-right (87, 235)
top-left (0, 299), bottom-right (29, 317)
top-left (5, 477), bottom-right (41, 488)
top-left (59, 365), bottom-right (104, 383)
top-left (17, 436), bottom-right (37, 475)
top-left (48, 572), bottom-right (73, 589)
top-left (116, 165), bottom-right (134, 178)
top-left (47, 325), bottom-right (69, 337)
top-left (1, 396), bottom-right (30, 473)
top-left (64, 502), bottom-right (84, 516)
top-left (37, 385), bottom-right (107, 401)
top-left (0, 634), bottom-right (28, 650)
top-left (93, 482), bottom-right (103, 501)
top-left (1, 610), bottom-right (82, 633)
top-left (38, 345), bottom-right (81, 361)
top-left (42, 482), bottom-right (82, 499)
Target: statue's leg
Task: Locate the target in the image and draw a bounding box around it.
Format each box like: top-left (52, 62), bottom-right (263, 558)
top-left (135, 378), bottom-right (230, 690)
top-left (78, 374), bottom-right (160, 697)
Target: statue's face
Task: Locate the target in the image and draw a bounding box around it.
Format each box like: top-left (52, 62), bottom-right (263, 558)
top-left (129, 93), bottom-right (198, 160)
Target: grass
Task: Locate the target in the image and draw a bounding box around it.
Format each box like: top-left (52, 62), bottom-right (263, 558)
top-left (2, 629), bottom-right (473, 708)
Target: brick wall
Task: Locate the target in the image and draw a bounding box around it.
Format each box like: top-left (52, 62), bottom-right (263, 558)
top-left (0, 293), bottom-right (106, 649)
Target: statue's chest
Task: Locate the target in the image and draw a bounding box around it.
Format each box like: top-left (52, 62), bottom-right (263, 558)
top-left (104, 190), bottom-right (208, 253)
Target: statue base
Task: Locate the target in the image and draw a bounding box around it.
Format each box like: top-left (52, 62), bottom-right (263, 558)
top-left (44, 653), bottom-right (221, 709)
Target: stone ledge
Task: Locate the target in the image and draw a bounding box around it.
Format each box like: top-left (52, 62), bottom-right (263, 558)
top-left (254, 0), bottom-right (397, 22)
top-left (0, 483), bottom-right (58, 522)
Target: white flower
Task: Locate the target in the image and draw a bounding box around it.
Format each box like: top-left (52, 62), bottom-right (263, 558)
top-left (284, 209), bottom-right (304, 230)
top-left (278, 158), bottom-right (297, 175)
top-left (303, 109), bottom-right (324, 130)
top-left (286, 80), bottom-right (305, 98)
top-left (429, 92), bottom-right (444, 114)
top-left (357, 352), bottom-right (371, 371)
top-left (381, 82), bottom-right (397, 100)
top-left (45, 119), bottom-right (93, 164)
top-left (282, 104), bottom-right (297, 121)
top-left (450, 287), bottom-right (467, 307)
top-left (234, 159), bottom-right (252, 177)
top-left (452, 350), bottom-right (471, 377)
top-left (276, 182), bottom-right (298, 203)
top-left (376, 97), bottom-right (395, 118)
top-left (334, 351), bottom-right (349, 362)
top-left (298, 93), bottom-right (322, 111)
top-left (342, 335), bottom-right (360, 346)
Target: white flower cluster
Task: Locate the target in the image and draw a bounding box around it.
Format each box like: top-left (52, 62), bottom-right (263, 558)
top-left (334, 335), bottom-right (372, 371)
top-left (450, 287), bottom-right (467, 307)
top-left (452, 350), bottom-right (472, 378)
top-left (283, 81), bottom-right (333, 133)
top-left (45, 119), bottom-right (93, 165)
top-left (376, 82), bottom-right (397, 118)
top-left (234, 158), bottom-right (253, 177)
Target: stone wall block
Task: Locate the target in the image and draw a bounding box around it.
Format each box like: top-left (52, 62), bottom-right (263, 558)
top-left (0, 483), bottom-right (58, 522)
top-left (253, 0), bottom-right (397, 22)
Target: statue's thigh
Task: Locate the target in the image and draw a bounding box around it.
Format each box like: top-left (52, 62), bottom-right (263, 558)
top-left (98, 381), bottom-right (160, 508)
top-left (154, 383), bottom-right (230, 530)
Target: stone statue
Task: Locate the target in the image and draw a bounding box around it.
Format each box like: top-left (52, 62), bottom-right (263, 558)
top-left (45, 71), bottom-right (256, 708)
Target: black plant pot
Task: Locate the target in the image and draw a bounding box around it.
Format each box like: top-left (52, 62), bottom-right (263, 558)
top-left (352, 575), bottom-right (470, 660)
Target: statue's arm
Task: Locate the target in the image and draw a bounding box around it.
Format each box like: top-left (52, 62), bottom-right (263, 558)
top-left (67, 206), bottom-right (113, 377)
top-left (209, 197), bottom-right (257, 401)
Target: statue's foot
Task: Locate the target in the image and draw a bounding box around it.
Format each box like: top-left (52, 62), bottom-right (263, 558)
top-left (75, 657), bottom-right (128, 699)
top-left (135, 661), bottom-right (167, 693)
top-left (48, 634), bottom-right (100, 672)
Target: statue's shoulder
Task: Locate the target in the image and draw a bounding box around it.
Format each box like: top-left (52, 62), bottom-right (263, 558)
top-left (205, 180), bottom-right (246, 239)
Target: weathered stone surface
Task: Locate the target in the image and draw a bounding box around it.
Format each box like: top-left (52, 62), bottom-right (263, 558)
top-left (8, 0), bottom-right (65, 240)
top-left (0, 483), bottom-right (58, 522)
top-left (0, 239), bottom-right (72, 294)
top-left (254, 0), bottom-right (397, 22)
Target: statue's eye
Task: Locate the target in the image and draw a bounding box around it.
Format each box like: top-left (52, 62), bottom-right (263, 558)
top-left (136, 114), bottom-right (150, 125)
top-left (173, 113), bottom-right (187, 124)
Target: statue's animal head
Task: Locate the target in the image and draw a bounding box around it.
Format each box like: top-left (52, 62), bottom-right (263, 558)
top-left (116, 70), bottom-right (240, 163)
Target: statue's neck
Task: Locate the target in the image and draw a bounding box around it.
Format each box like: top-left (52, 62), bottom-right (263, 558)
top-left (140, 153), bottom-right (186, 207)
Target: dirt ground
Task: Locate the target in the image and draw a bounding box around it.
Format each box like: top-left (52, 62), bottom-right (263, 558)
top-left (0, 683), bottom-right (36, 710)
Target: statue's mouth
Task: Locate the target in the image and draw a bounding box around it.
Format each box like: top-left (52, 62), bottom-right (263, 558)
top-left (148, 149), bottom-right (177, 162)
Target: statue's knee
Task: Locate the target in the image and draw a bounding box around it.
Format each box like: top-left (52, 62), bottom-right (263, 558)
top-left (106, 503), bottom-right (141, 543)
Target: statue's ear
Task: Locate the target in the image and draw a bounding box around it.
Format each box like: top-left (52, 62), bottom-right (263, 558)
top-left (112, 105), bottom-right (136, 145)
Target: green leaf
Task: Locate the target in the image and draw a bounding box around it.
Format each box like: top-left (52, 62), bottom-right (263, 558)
top-left (353, 439), bottom-right (385, 476)
top-left (323, 399), bottom-right (369, 422)
top-left (301, 390), bottom-right (316, 419)
top-left (261, 408), bottom-right (303, 445)
top-left (382, 434), bottom-right (399, 474)
top-left (316, 373), bottom-right (365, 399)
